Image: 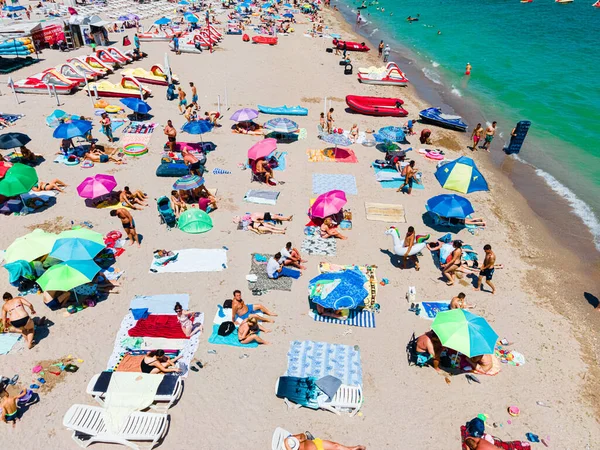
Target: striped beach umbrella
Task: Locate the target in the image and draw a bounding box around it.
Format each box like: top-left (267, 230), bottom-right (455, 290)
top-left (173, 174), bottom-right (204, 191)
top-left (321, 132), bottom-right (352, 148)
top-left (378, 126), bottom-right (405, 142)
top-left (434, 156), bottom-right (489, 194)
top-left (264, 118), bottom-right (299, 133)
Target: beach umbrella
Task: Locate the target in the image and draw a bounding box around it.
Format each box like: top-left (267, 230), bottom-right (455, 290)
top-left (52, 120), bottom-right (93, 139)
top-left (36, 260), bottom-right (101, 292)
top-left (2, 5), bottom-right (26, 11)
top-left (154, 17), bottom-right (172, 25)
top-left (0, 163), bottom-right (38, 197)
top-left (283, 12), bottom-right (294, 18)
top-left (434, 156), bottom-right (489, 194)
top-left (309, 269), bottom-right (368, 310)
top-left (184, 13), bottom-right (199, 23)
top-left (118, 15), bottom-right (129, 21)
top-left (0, 132), bottom-right (31, 150)
top-left (126, 13), bottom-right (140, 20)
top-left (309, 189), bottom-right (347, 218)
top-left (173, 174), bottom-right (204, 191)
top-left (247, 138), bottom-right (277, 160)
top-left (58, 228), bottom-right (105, 245)
top-left (262, 2), bottom-right (273, 8)
top-left (179, 0), bottom-right (190, 4)
top-left (49, 237), bottom-right (105, 261)
top-left (77, 174), bottom-right (117, 199)
top-left (283, 3), bottom-right (292, 7)
top-left (0, 161), bottom-right (11, 178)
top-left (378, 126), bottom-right (405, 143)
top-left (182, 120), bottom-right (214, 142)
top-left (426, 194), bottom-right (474, 219)
top-left (5, 229), bottom-right (58, 263)
top-left (120, 98), bottom-right (152, 115)
top-left (178, 209), bottom-right (213, 234)
top-left (321, 132), bottom-right (352, 149)
top-left (230, 108), bottom-right (259, 122)
top-left (264, 118), bottom-right (298, 133)
top-left (432, 309), bottom-right (499, 357)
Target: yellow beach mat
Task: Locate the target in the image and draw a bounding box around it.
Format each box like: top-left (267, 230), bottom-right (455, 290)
top-left (365, 202), bottom-right (406, 223)
top-left (95, 201), bottom-right (133, 210)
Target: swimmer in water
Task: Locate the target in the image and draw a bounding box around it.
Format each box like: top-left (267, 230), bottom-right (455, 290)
top-left (465, 62), bottom-right (472, 75)
top-left (437, 30), bottom-right (441, 35)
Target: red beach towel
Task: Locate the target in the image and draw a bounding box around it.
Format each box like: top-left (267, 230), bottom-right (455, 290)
top-left (460, 426), bottom-right (531, 450)
top-left (128, 314), bottom-right (189, 339)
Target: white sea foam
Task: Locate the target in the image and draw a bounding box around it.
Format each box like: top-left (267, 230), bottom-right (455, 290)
top-left (450, 86), bottom-right (462, 97)
top-left (432, 61), bottom-right (440, 68)
top-left (422, 67), bottom-right (442, 85)
top-left (369, 28), bottom-right (379, 36)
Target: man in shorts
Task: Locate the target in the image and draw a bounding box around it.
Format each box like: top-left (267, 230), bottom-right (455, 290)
top-left (397, 160), bottom-right (417, 194)
top-left (177, 86), bottom-right (187, 114)
top-left (182, 149), bottom-right (202, 175)
top-left (189, 82), bottom-right (198, 110)
top-left (164, 120), bottom-right (177, 153)
top-left (475, 244), bottom-right (496, 294)
top-left (110, 208), bottom-right (139, 247)
top-left (481, 121), bottom-right (497, 152)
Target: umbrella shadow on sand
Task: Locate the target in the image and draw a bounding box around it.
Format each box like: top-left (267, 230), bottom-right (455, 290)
top-left (20, 196), bottom-right (57, 214)
top-left (421, 212), bottom-right (466, 234)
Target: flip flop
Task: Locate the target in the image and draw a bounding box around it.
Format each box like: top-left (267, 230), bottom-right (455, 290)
top-left (9, 375), bottom-right (19, 385)
top-left (190, 366), bottom-right (199, 372)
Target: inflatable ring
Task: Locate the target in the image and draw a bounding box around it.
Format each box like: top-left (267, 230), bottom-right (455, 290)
top-left (123, 143), bottom-right (148, 156)
top-left (425, 150), bottom-right (444, 160)
top-left (81, 160), bottom-right (95, 168)
top-left (65, 157), bottom-right (80, 166)
top-left (94, 99), bottom-right (109, 108)
top-left (105, 105), bottom-right (121, 113)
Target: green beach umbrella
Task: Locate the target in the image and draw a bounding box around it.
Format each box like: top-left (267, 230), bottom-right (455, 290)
top-left (178, 209), bottom-right (213, 234)
top-left (5, 229), bottom-right (58, 263)
top-left (58, 227), bottom-right (105, 245)
top-left (431, 309), bottom-right (498, 358)
top-left (0, 163), bottom-right (38, 197)
top-left (36, 260), bottom-right (101, 292)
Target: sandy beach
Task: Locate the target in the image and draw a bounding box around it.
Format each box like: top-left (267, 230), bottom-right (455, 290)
top-left (1, 2), bottom-right (600, 449)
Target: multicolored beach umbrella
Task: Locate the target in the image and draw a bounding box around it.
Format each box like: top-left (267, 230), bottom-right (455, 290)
top-left (377, 126), bottom-right (405, 143)
top-left (264, 118), bottom-right (298, 133)
top-left (426, 194), bottom-right (474, 218)
top-left (434, 156), bottom-right (488, 194)
top-left (0, 163), bottom-right (38, 197)
top-left (36, 260), bottom-right (101, 291)
top-left (173, 174), bottom-right (204, 191)
top-left (432, 309), bottom-right (498, 357)
top-left (178, 209), bottom-right (213, 234)
top-left (308, 269), bottom-right (368, 310)
top-left (321, 132), bottom-right (352, 149)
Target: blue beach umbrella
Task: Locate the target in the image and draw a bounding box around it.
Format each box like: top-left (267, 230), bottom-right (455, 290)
top-left (426, 194), bottom-right (474, 219)
top-left (120, 98), bottom-right (152, 115)
top-left (182, 120), bottom-right (214, 135)
top-left (434, 156), bottom-right (489, 194)
top-left (49, 237), bottom-right (105, 261)
top-left (184, 13), bottom-right (199, 23)
top-left (321, 132), bottom-right (352, 148)
top-left (173, 174), bottom-right (204, 191)
top-left (378, 126), bottom-right (405, 143)
top-left (154, 17), bottom-right (172, 25)
top-left (309, 269), bottom-right (368, 310)
top-left (283, 12), bottom-right (294, 18)
top-left (264, 118), bottom-right (298, 133)
top-left (3, 5), bottom-right (26, 11)
top-left (52, 120), bottom-right (93, 139)
top-left (283, 3), bottom-right (292, 6)
top-left (179, 0), bottom-right (190, 4)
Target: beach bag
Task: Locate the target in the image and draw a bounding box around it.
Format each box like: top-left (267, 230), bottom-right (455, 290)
top-left (123, 35), bottom-right (131, 46)
top-left (466, 417), bottom-right (485, 438)
top-left (223, 299), bottom-right (232, 308)
top-left (406, 286), bottom-right (416, 303)
top-left (242, 33), bottom-right (250, 42)
top-left (218, 321), bottom-right (235, 336)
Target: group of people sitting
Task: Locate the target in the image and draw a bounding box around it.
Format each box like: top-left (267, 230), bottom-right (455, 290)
top-left (251, 156), bottom-right (278, 186)
top-left (233, 121), bottom-right (263, 135)
top-left (266, 242), bottom-right (306, 279)
top-left (231, 289), bottom-right (277, 345)
top-left (169, 184), bottom-right (218, 217)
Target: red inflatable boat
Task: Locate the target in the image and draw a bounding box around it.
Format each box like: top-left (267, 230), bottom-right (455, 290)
top-left (333, 39), bottom-right (369, 52)
top-left (346, 95), bottom-right (408, 117)
top-left (252, 36), bottom-right (278, 45)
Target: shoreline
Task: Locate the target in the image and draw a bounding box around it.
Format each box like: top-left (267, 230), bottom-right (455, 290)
top-left (334, 0), bottom-right (600, 257)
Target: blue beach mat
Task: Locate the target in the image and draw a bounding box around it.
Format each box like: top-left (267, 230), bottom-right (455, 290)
top-left (418, 301), bottom-right (450, 320)
top-left (276, 376), bottom-right (320, 409)
top-left (313, 309), bottom-right (376, 328)
top-left (273, 152), bottom-right (287, 171)
top-left (312, 173), bottom-right (358, 195)
top-left (207, 324), bottom-right (259, 348)
top-left (0, 333), bottom-right (22, 355)
top-left (372, 164), bottom-right (425, 190)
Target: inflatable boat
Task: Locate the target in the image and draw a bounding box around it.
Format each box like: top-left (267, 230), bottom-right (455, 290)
top-left (257, 105), bottom-right (308, 116)
top-left (53, 63), bottom-right (93, 86)
top-left (252, 36), bottom-right (278, 45)
top-left (419, 107), bottom-right (468, 132)
top-left (87, 76), bottom-right (151, 98)
top-left (138, 25), bottom-right (179, 41)
top-left (13, 70), bottom-right (79, 95)
top-left (357, 64), bottom-right (409, 86)
top-left (81, 55), bottom-right (114, 74)
top-left (121, 65), bottom-right (178, 86)
top-left (332, 39), bottom-right (369, 52)
top-left (67, 58), bottom-right (106, 79)
top-left (346, 95), bottom-right (408, 117)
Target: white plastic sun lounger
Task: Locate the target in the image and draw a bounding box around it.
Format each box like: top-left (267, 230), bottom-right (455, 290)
top-left (63, 404), bottom-right (169, 449)
top-left (272, 427), bottom-right (299, 450)
top-left (86, 372), bottom-right (183, 412)
top-left (317, 384), bottom-right (363, 417)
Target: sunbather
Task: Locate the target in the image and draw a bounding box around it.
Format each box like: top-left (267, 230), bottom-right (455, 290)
top-left (170, 190), bottom-right (188, 217)
top-left (32, 179), bottom-right (67, 193)
top-left (283, 432), bottom-right (366, 450)
top-left (255, 157), bottom-right (276, 186)
top-left (468, 354), bottom-right (498, 375)
top-left (449, 293), bottom-right (474, 310)
top-left (174, 302), bottom-right (202, 337)
top-left (320, 218), bottom-right (347, 240)
top-left (140, 350), bottom-right (182, 374)
top-left (1, 388), bottom-right (27, 427)
top-left (316, 304), bottom-right (346, 320)
top-left (415, 330), bottom-right (442, 371)
top-left (19, 146), bottom-right (39, 165)
top-left (233, 212), bottom-right (293, 224)
top-left (447, 216), bottom-right (487, 227)
top-left (42, 290), bottom-right (71, 311)
top-left (464, 437), bottom-right (501, 450)
top-left (349, 123), bottom-right (359, 143)
top-left (238, 316), bottom-right (270, 345)
top-left (280, 241), bottom-right (306, 269)
top-left (441, 241), bottom-right (463, 286)
top-left (119, 188), bottom-right (144, 210)
top-left (197, 185), bottom-right (218, 212)
top-left (83, 149), bottom-right (122, 165)
top-left (250, 221), bottom-right (287, 235)
top-left (231, 290), bottom-right (277, 323)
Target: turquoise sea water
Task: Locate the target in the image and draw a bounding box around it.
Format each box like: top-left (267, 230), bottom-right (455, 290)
top-left (340, 0), bottom-right (600, 248)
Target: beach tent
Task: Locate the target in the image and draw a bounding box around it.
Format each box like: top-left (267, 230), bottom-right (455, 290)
top-left (432, 309), bottom-right (498, 357)
top-left (178, 209), bottom-right (213, 234)
top-left (434, 156), bottom-right (488, 194)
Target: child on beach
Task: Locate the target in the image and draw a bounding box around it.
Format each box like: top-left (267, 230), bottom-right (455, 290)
top-left (1, 388), bottom-right (27, 427)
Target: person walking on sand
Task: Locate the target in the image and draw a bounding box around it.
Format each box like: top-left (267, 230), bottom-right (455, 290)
top-left (378, 40), bottom-right (384, 58)
top-left (99, 113), bottom-right (114, 143)
top-left (177, 86), bottom-right (187, 114)
top-left (172, 35), bottom-right (180, 54)
top-left (403, 226), bottom-right (420, 271)
top-left (326, 107), bottom-right (334, 133)
top-left (110, 208), bottom-right (140, 247)
top-left (481, 121), bottom-right (497, 151)
top-left (164, 119), bottom-right (177, 153)
top-left (441, 240), bottom-right (462, 286)
top-left (189, 82), bottom-right (198, 110)
top-left (1, 292), bottom-right (38, 349)
top-left (383, 44), bottom-right (390, 63)
top-left (470, 123), bottom-right (483, 151)
top-left (474, 244), bottom-right (497, 294)
top-left (397, 160), bottom-right (417, 194)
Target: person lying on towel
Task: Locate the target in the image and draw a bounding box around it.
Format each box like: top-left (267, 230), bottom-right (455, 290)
top-left (283, 432), bottom-right (366, 450)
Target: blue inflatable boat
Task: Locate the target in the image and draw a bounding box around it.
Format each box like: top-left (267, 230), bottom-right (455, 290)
top-left (419, 107), bottom-right (468, 132)
top-left (257, 105), bottom-right (308, 116)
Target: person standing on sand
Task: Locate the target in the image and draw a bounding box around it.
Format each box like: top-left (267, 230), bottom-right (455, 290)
top-left (189, 82), bottom-right (198, 110)
top-left (383, 44), bottom-right (390, 63)
top-left (177, 86), bottom-right (187, 114)
top-left (172, 35), bottom-right (180, 55)
top-left (326, 107), bottom-right (334, 133)
top-left (402, 226), bottom-right (420, 271)
top-left (1, 293), bottom-right (38, 349)
top-left (110, 208), bottom-right (140, 247)
top-left (481, 121), bottom-right (497, 151)
top-left (164, 120), bottom-right (177, 153)
top-left (397, 160), bottom-right (417, 194)
top-left (378, 40), bottom-right (384, 58)
top-left (441, 240), bottom-right (462, 286)
top-left (475, 244), bottom-right (496, 294)
top-left (470, 123), bottom-right (483, 151)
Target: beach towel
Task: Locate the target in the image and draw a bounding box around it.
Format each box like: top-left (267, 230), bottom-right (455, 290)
top-left (273, 152), bottom-right (287, 171)
top-left (298, 128), bottom-right (307, 140)
top-left (207, 323), bottom-right (259, 348)
top-left (418, 301), bottom-right (450, 320)
top-left (149, 248), bottom-right (227, 273)
top-left (128, 314), bottom-right (188, 339)
top-left (114, 354), bottom-right (145, 372)
top-left (460, 426), bottom-right (531, 450)
top-left (318, 262), bottom-right (378, 309)
top-left (307, 148), bottom-right (358, 163)
top-left (122, 121), bottom-right (157, 134)
top-left (276, 376), bottom-right (321, 409)
top-left (0, 113), bottom-right (24, 129)
top-left (244, 189), bottom-right (280, 205)
top-left (372, 165), bottom-right (425, 190)
top-left (311, 309), bottom-right (376, 328)
top-left (104, 372), bottom-right (163, 433)
top-left (129, 294), bottom-right (189, 314)
top-left (140, 337), bottom-right (189, 350)
top-left (312, 173), bottom-right (357, 195)
top-left (285, 340), bottom-right (362, 386)
top-left (301, 234), bottom-right (337, 256)
top-left (0, 333), bottom-right (22, 355)
top-left (365, 202), bottom-right (406, 223)
top-left (247, 253), bottom-right (293, 295)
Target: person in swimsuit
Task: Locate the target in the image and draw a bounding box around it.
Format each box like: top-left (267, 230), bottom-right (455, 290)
top-left (284, 432), bottom-right (366, 450)
top-left (183, 104), bottom-right (196, 123)
top-left (471, 123), bottom-right (483, 150)
top-left (174, 302), bottom-right (202, 337)
top-left (170, 190), bottom-right (187, 217)
top-left (204, 111), bottom-right (221, 126)
top-left (449, 292), bottom-right (474, 310)
top-left (164, 120), bottom-right (177, 153)
top-left (378, 40), bottom-right (384, 58)
top-left (231, 290), bottom-right (276, 324)
top-left (481, 121), bottom-right (497, 151)
top-left (2, 293), bottom-right (36, 349)
top-left (31, 179), bottom-right (67, 193)
top-left (475, 244), bottom-right (497, 294)
top-left (1, 388), bottom-right (28, 427)
top-left (237, 317), bottom-right (270, 345)
top-left (415, 330), bottom-right (442, 371)
top-left (255, 158), bottom-right (276, 186)
top-left (280, 241), bottom-right (306, 270)
top-left (441, 240), bottom-right (463, 286)
top-left (189, 82), bottom-right (198, 110)
top-left (140, 350), bottom-right (182, 374)
top-left (110, 208), bottom-right (139, 246)
top-left (402, 226), bottom-right (420, 271)
top-left (349, 123), bottom-right (359, 143)
top-left (326, 108), bottom-right (334, 134)
top-left (99, 113), bottom-right (114, 142)
top-left (181, 149), bottom-right (202, 175)
top-left (464, 437), bottom-right (502, 450)
top-left (233, 212), bottom-right (293, 224)
top-left (42, 290), bottom-right (71, 311)
top-left (320, 217), bottom-right (347, 240)
top-left (121, 186), bottom-right (148, 209)
top-left (177, 86), bottom-right (187, 114)
top-left (249, 220), bottom-right (287, 235)
top-left (396, 160), bottom-right (417, 194)
top-left (83, 150), bottom-right (122, 165)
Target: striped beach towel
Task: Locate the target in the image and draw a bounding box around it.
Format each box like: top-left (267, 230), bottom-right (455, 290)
top-left (212, 168), bottom-right (231, 175)
top-left (312, 310), bottom-right (376, 328)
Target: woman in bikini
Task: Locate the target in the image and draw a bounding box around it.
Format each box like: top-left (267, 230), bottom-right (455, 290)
top-left (320, 217), bottom-right (347, 240)
top-left (249, 220), bottom-right (287, 235)
top-left (349, 123), bottom-right (359, 143)
top-left (31, 179), bottom-right (68, 193)
top-left (441, 241), bottom-right (463, 286)
top-left (174, 302), bottom-right (202, 337)
top-left (2, 293), bottom-right (37, 349)
top-left (140, 350), bottom-right (182, 374)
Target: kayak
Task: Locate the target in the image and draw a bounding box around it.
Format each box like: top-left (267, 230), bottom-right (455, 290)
top-left (252, 36), bottom-right (278, 45)
top-left (346, 95), bottom-right (408, 117)
top-left (332, 39), bottom-right (370, 52)
top-left (419, 107), bottom-right (468, 132)
top-left (257, 105), bottom-right (308, 116)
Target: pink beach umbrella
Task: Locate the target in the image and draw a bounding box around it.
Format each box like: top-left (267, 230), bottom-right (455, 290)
top-left (247, 138), bottom-right (277, 161)
top-left (309, 189), bottom-right (347, 219)
top-left (77, 174), bottom-right (117, 199)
